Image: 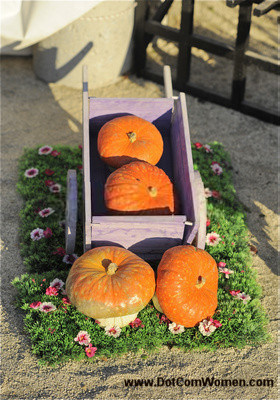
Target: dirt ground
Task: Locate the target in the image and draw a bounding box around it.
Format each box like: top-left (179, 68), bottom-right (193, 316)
top-left (0, 4), bottom-right (279, 398)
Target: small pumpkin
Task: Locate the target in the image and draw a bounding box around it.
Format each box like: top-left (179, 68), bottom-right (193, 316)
top-left (97, 115), bottom-right (164, 168)
top-left (104, 161), bottom-right (177, 215)
top-left (154, 245), bottom-right (218, 327)
top-left (66, 246), bottom-right (155, 328)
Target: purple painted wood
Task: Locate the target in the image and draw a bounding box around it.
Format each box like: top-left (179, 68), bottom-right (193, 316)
top-left (91, 215), bottom-right (186, 257)
top-left (193, 170), bottom-right (206, 250)
top-left (170, 93), bottom-right (197, 244)
top-left (65, 170), bottom-right (78, 254)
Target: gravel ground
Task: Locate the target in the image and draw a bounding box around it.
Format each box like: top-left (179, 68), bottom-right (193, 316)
top-left (1, 46), bottom-right (278, 400)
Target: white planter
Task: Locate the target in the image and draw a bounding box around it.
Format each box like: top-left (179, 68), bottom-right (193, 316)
top-left (33, 1), bottom-right (136, 89)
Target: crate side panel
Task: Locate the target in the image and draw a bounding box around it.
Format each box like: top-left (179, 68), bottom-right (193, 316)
top-left (170, 94), bottom-right (197, 241)
top-left (91, 216), bottom-right (185, 253)
top-left (89, 98), bottom-right (174, 215)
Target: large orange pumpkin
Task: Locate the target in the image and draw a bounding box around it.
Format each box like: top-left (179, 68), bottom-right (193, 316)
top-left (66, 246), bottom-right (155, 327)
top-left (104, 161), bottom-right (177, 215)
top-left (97, 115), bottom-right (164, 168)
top-left (155, 245), bottom-right (218, 327)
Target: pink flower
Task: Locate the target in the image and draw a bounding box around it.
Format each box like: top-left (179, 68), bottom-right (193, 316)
top-left (63, 254), bottom-right (78, 264)
top-left (85, 343), bottom-right (97, 358)
top-left (74, 331), bottom-right (91, 346)
top-left (77, 165), bottom-right (83, 171)
top-left (45, 286), bottom-right (59, 296)
top-left (129, 318), bottom-right (144, 328)
top-left (78, 145), bottom-right (83, 149)
top-left (62, 297), bottom-right (71, 305)
top-left (49, 184), bottom-right (61, 193)
top-left (212, 319), bottom-right (222, 328)
top-left (30, 228), bottom-right (44, 241)
top-left (194, 142), bottom-right (203, 149)
top-left (30, 301), bottom-right (42, 309)
top-left (217, 261), bottom-right (226, 268)
top-left (50, 278), bottom-right (64, 290)
top-left (237, 292), bottom-right (251, 304)
top-left (206, 232), bottom-right (221, 246)
top-left (45, 169), bottom-right (55, 176)
top-left (39, 302), bottom-right (57, 313)
top-left (105, 326), bottom-right (121, 338)
top-left (48, 328), bottom-right (56, 334)
top-left (204, 144), bottom-right (213, 153)
top-left (43, 227), bottom-right (53, 238)
top-left (159, 314), bottom-right (171, 325)
top-left (24, 168), bottom-right (39, 178)
top-left (38, 208), bottom-right (55, 218)
top-left (45, 180), bottom-right (55, 187)
top-left (168, 322), bottom-right (185, 334)
top-left (199, 319), bottom-right (216, 336)
top-left (53, 247), bottom-right (66, 256)
top-left (211, 162), bottom-right (223, 175)
top-left (219, 267), bottom-right (234, 279)
top-left (212, 190), bottom-right (221, 199)
top-left (204, 188), bottom-right (212, 198)
top-left (51, 150), bottom-right (61, 157)
top-left (38, 146), bottom-right (53, 155)
top-left (230, 290), bottom-right (241, 297)
top-left (206, 219), bottom-right (211, 227)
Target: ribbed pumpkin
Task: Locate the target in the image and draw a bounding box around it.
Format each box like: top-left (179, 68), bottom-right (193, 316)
top-left (154, 245), bottom-right (218, 327)
top-left (97, 115), bottom-right (164, 168)
top-left (104, 161), bottom-right (176, 215)
top-left (66, 246), bottom-right (155, 328)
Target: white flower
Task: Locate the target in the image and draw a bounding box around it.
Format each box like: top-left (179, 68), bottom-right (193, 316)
top-left (105, 326), bottom-right (121, 338)
top-left (24, 168), bottom-right (39, 178)
top-left (38, 207), bottom-right (55, 218)
top-left (50, 278), bottom-right (65, 290)
top-left (62, 254), bottom-right (78, 264)
top-left (30, 228), bottom-right (44, 241)
top-left (211, 162), bottom-right (223, 175)
top-left (204, 188), bottom-right (213, 198)
top-left (206, 232), bottom-right (221, 246)
top-left (49, 184), bottom-right (61, 193)
top-left (199, 319), bottom-right (216, 336)
top-left (168, 322), bottom-right (185, 334)
top-left (38, 145), bottom-right (53, 155)
top-left (39, 302), bottom-right (57, 313)
top-left (237, 292), bottom-right (251, 304)
top-left (219, 267), bottom-right (234, 279)
top-left (204, 144), bottom-right (213, 153)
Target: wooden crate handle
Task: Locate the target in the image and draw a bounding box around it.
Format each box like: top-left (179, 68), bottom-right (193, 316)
top-left (65, 170), bottom-right (78, 255)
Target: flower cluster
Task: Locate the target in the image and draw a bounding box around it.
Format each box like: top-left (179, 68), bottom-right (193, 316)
top-left (199, 318), bottom-right (222, 336)
top-left (211, 161), bottom-right (223, 175)
top-left (218, 261), bottom-right (234, 279)
top-left (129, 318), bottom-right (144, 329)
top-left (30, 227), bottom-right (53, 241)
top-left (194, 143), bottom-right (213, 153)
top-left (74, 331), bottom-right (97, 358)
top-left (204, 188), bottom-right (221, 200)
top-left (230, 290), bottom-right (251, 304)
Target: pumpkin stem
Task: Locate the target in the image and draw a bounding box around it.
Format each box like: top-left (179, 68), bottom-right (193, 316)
top-left (127, 132), bottom-right (137, 143)
top-left (148, 186), bottom-right (158, 197)
top-left (195, 275), bottom-right (206, 289)
top-left (107, 263), bottom-right (118, 275)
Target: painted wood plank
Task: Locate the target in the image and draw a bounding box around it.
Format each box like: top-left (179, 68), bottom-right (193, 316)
top-left (91, 217), bottom-right (185, 255)
top-left (170, 93), bottom-right (197, 243)
top-left (82, 65), bottom-right (92, 252)
top-left (92, 215), bottom-right (187, 224)
top-left (163, 65), bottom-right (173, 98)
top-left (65, 170), bottom-right (77, 254)
top-left (192, 170), bottom-right (206, 249)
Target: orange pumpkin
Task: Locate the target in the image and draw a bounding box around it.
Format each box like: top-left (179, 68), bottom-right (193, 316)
top-left (155, 245), bottom-right (218, 327)
top-left (66, 246), bottom-right (155, 327)
top-left (104, 161), bottom-right (177, 215)
top-left (97, 115), bottom-right (164, 168)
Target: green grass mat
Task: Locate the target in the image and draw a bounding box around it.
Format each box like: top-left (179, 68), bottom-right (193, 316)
top-left (12, 142), bottom-right (269, 365)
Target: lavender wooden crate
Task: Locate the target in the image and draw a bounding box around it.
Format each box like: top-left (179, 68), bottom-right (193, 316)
top-left (65, 66), bottom-right (205, 259)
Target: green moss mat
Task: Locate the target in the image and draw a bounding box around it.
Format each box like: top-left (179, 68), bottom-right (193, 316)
top-left (12, 142), bottom-right (269, 365)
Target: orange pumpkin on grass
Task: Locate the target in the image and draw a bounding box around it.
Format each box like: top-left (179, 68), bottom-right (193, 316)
top-left (97, 115), bottom-right (164, 168)
top-left (153, 245), bottom-right (218, 327)
top-left (104, 161), bottom-right (177, 215)
top-left (66, 246), bottom-right (155, 328)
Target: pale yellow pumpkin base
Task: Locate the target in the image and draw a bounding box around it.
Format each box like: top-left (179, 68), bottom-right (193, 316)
top-left (97, 312), bottom-right (139, 328)
top-left (152, 293), bottom-right (164, 314)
